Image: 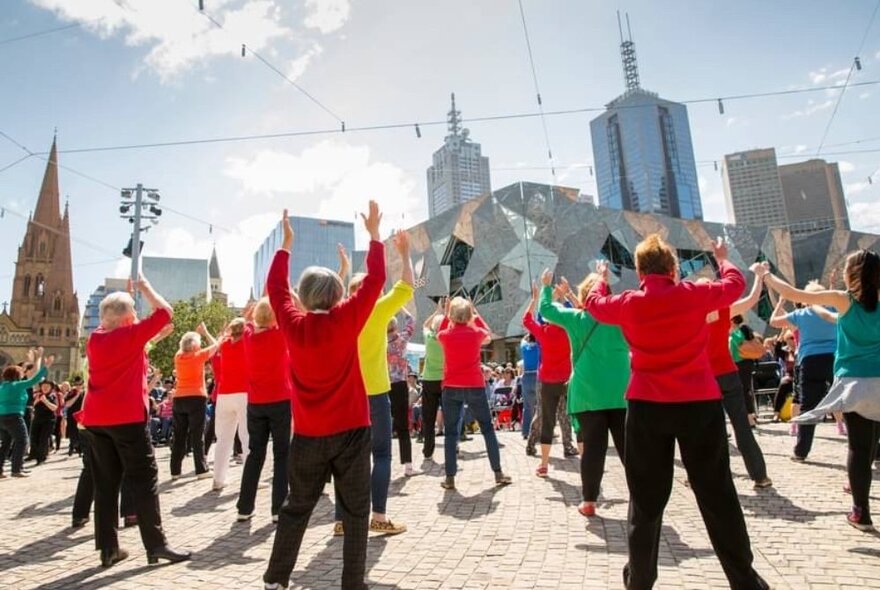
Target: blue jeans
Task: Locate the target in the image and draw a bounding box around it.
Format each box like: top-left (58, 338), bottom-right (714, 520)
top-left (520, 372), bottom-right (538, 439)
top-left (335, 393), bottom-right (392, 518)
top-left (442, 387), bottom-right (502, 477)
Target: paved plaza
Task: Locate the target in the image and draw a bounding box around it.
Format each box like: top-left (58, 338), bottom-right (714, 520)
top-left (1, 421), bottom-right (879, 590)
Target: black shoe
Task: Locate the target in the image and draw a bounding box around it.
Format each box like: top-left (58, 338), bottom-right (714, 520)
top-left (147, 545), bottom-right (191, 565)
top-left (563, 447), bottom-right (579, 457)
top-left (525, 446), bottom-right (537, 457)
top-left (71, 517), bottom-right (89, 529)
top-left (123, 515), bottom-right (138, 528)
top-left (100, 547), bottom-right (129, 568)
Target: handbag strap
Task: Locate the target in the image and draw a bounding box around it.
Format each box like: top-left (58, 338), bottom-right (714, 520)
top-left (571, 321), bottom-right (600, 366)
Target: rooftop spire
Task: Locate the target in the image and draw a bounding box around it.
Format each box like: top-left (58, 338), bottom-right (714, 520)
top-left (617, 11), bottom-right (641, 91)
top-left (447, 92), bottom-right (462, 138)
top-left (209, 245), bottom-right (222, 280)
top-left (33, 135), bottom-right (61, 226)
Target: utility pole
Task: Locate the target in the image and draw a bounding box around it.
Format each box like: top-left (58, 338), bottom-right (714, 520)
top-left (120, 184), bottom-right (162, 310)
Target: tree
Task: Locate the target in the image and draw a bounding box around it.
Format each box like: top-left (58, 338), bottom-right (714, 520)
top-left (148, 297), bottom-right (236, 377)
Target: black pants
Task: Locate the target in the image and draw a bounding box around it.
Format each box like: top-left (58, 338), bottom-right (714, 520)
top-left (389, 381), bottom-right (412, 464)
top-left (81, 423), bottom-right (166, 552)
top-left (53, 417), bottom-right (64, 451)
top-left (420, 381), bottom-right (442, 458)
top-left (72, 433), bottom-right (135, 523)
top-left (735, 360), bottom-right (756, 416)
top-left (0, 414), bottom-right (28, 474)
top-left (624, 400), bottom-right (767, 590)
top-left (237, 401), bottom-right (291, 517)
top-left (717, 372), bottom-right (768, 481)
top-left (845, 412), bottom-right (880, 525)
top-left (30, 417), bottom-right (55, 463)
top-left (264, 427), bottom-right (371, 589)
top-left (538, 382), bottom-right (567, 445)
top-left (794, 354), bottom-right (835, 459)
top-left (170, 397), bottom-right (208, 476)
top-left (773, 377), bottom-right (793, 414)
top-left (67, 416), bottom-right (82, 455)
top-left (575, 409), bottom-right (626, 502)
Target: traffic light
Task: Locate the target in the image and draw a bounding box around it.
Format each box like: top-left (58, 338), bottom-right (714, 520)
top-left (122, 237), bottom-right (144, 258)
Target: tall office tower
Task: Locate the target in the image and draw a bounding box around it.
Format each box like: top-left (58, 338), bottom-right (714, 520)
top-left (722, 148), bottom-right (789, 227)
top-left (589, 13), bottom-right (703, 219)
top-left (426, 93), bottom-right (492, 218)
top-left (778, 159), bottom-right (850, 235)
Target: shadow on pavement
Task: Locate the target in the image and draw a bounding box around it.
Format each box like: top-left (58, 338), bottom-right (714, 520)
top-left (435, 486), bottom-right (501, 520)
top-left (40, 563), bottom-right (156, 590)
top-left (186, 521), bottom-right (275, 570)
top-left (737, 487), bottom-right (842, 522)
top-left (0, 526), bottom-right (92, 572)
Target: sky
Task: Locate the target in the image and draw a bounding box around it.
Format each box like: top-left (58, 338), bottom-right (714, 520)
top-left (1, 0), bottom-right (880, 309)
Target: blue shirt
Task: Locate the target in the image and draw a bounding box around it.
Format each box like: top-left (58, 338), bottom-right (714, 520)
top-left (520, 340), bottom-right (540, 372)
top-left (787, 307), bottom-right (837, 360)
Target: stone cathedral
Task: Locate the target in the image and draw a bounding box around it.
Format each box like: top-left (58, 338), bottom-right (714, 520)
top-left (0, 137), bottom-right (81, 381)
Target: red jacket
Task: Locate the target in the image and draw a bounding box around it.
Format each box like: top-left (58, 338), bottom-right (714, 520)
top-left (437, 316), bottom-right (490, 388)
top-left (707, 306), bottom-right (738, 377)
top-left (243, 323), bottom-right (294, 405)
top-left (268, 242), bottom-right (385, 436)
top-left (215, 338), bottom-right (249, 394)
top-left (584, 261), bottom-right (745, 403)
top-left (81, 308), bottom-right (171, 426)
top-left (523, 312), bottom-right (572, 384)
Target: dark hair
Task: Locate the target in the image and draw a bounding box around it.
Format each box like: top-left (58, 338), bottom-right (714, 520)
top-left (739, 324), bottom-right (755, 340)
top-left (846, 249), bottom-right (880, 312)
top-left (525, 333), bottom-right (536, 343)
top-left (2, 366), bottom-right (23, 382)
top-left (731, 314), bottom-right (744, 326)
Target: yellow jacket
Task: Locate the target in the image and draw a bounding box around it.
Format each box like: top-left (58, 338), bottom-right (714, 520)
top-left (358, 281), bottom-right (414, 395)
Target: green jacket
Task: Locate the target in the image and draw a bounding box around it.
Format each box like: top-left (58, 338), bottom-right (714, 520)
top-left (0, 366), bottom-right (48, 416)
top-left (538, 286), bottom-right (629, 414)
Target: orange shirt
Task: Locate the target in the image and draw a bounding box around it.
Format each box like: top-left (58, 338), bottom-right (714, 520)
top-left (174, 348), bottom-right (213, 397)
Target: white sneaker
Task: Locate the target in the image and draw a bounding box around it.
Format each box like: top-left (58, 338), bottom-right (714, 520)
top-left (196, 471), bottom-right (213, 480)
top-left (236, 512), bottom-right (254, 522)
top-left (404, 463), bottom-right (415, 477)
top-left (272, 514), bottom-right (279, 524)
top-left (212, 482), bottom-right (225, 491)
top-left (170, 474), bottom-right (181, 481)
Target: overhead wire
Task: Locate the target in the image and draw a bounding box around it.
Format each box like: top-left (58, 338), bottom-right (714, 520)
top-left (193, 2), bottom-right (344, 125)
top-left (36, 79), bottom-right (880, 156)
top-left (814, 0), bottom-right (880, 155)
top-left (0, 21), bottom-right (85, 46)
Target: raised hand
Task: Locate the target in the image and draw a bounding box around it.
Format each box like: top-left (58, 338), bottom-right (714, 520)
top-left (530, 282), bottom-right (539, 300)
top-left (44, 354), bottom-right (55, 368)
top-left (748, 262), bottom-right (769, 277)
top-left (281, 209), bottom-right (294, 251)
top-left (361, 200), bottom-right (382, 241)
top-left (596, 260), bottom-right (610, 281)
top-left (392, 229), bottom-right (410, 255)
top-left (712, 236), bottom-right (728, 262)
top-left (559, 276), bottom-right (571, 294)
top-left (196, 322), bottom-right (207, 336)
top-left (540, 268), bottom-right (553, 286)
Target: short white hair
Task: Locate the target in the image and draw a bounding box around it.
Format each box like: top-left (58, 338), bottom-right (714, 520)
top-left (99, 292), bottom-right (135, 328)
top-left (179, 331), bottom-right (201, 353)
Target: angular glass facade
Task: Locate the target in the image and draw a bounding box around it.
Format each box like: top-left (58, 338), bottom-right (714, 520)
top-left (253, 216), bottom-right (355, 296)
top-left (590, 89), bottom-right (702, 220)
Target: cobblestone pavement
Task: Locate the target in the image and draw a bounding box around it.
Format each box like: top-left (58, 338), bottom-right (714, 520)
top-left (1, 420), bottom-right (879, 589)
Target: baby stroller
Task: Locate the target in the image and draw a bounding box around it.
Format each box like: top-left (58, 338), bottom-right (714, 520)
top-left (490, 384), bottom-right (515, 430)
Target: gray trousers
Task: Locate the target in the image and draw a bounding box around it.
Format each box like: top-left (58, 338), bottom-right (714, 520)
top-left (717, 371), bottom-right (768, 481)
top-left (527, 381), bottom-right (574, 450)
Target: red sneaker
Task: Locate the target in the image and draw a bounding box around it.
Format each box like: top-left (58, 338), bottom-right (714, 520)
top-left (578, 502), bottom-right (596, 517)
top-left (535, 464), bottom-right (548, 478)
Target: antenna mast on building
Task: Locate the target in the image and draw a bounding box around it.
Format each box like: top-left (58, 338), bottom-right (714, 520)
top-left (617, 11), bottom-right (641, 91)
top-left (447, 92), bottom-right (463, 138)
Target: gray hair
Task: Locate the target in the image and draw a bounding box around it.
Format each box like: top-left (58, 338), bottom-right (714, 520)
top-left (179, 331), bottom-right (201, 353)
top-left (99, 291), bottom-right (135, 328)
top-left (298, 266), bottom-right (344, 311)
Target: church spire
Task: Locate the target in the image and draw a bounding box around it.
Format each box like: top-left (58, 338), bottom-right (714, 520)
top-left (33, 136), bottom-right (61, 226)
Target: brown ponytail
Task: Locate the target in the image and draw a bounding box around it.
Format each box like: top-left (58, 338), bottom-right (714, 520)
top-left (846, 249), bottom-right (880, 312)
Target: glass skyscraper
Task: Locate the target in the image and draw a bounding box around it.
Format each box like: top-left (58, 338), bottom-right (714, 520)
top-left (590, 90), bottom-right (702, 220)
top-left (589, 17), bottom-right (703, 220)
top-left (253, 216), bottom-right (355, 297)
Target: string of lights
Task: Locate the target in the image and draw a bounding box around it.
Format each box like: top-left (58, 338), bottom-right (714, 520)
top-left (38, 79), bottom-right (880, 157)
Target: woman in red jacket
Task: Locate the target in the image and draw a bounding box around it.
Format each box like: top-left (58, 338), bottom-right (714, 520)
top-left (436, 297), bottom-right (512, 491)
top-left (79, 277), bottom-right (190, 568)
top-left (585, 235), bottom-right (768, 590)
top-left (236, 298), bottom-right (293, 524)
top-left (212, 319), bottom-right (250, 492)
top-left (263, 202), bottom-right (385, 590)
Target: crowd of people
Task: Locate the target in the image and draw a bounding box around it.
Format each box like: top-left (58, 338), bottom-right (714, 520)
top-left (0, 198), bottom-right (878, 590)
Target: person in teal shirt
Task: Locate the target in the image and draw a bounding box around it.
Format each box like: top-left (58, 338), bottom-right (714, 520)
top-left (0, 347), bottom-right (51, 477)
top-left (538, 269), bottom-right (630, 518)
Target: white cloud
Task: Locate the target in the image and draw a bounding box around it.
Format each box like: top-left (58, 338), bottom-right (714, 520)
top-left (30, 0), bottom-right (291, 80)
top-left (838, 161), bottom-right (856, 173)
top-left (860, 91), bottom-right (872, 99)
top-left (287, 43), bottom-right (323, 80)
top-left (849, 201), bottom-right (880, 234)
top-left (224, 140), bottom-right (423, 246)
top-left (303, 0), bottom-right (351, 34)
top-left (793, 144), bottom-right (808, 154)
top-left (782, 99), bottom-right (834, 120)
top-left (845, 181), bottom-right (871, 195)
top-left (808, 67), bottom-right (849, 85)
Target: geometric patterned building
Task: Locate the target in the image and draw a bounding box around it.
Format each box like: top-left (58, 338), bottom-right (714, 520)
top-left (387, 181), bottom-right (878, 363)
top-left (0, 137), bottom-right (81, 381)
